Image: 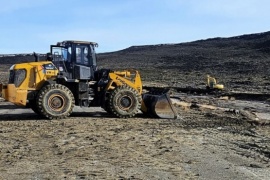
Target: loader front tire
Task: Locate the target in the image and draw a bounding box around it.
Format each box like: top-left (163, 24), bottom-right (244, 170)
top-left (37, 84), bottom-right (75, 120)
top-left (108, 85), bottom-right (142, 118)
top-left (28, 100), bottom-right (42, 115)
top-left (102, 92), bottom-right (112, 114)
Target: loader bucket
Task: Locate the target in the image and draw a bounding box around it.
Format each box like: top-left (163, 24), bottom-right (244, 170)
top-left (142, 88), bottom-right (178, 119)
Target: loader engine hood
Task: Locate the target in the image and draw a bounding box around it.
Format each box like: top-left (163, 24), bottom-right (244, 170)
top-left (1, 62), bottom-right (58, 106)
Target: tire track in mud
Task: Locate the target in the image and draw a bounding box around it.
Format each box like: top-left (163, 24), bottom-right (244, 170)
top-left (142, 113), bottom-right (270, 179)
top-left (159, 107), bottom-right (270, 166)
top-left (168, 93), bottom-right (270, 170)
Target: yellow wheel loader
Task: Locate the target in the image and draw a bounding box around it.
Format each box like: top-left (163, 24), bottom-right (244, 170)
top-left (0, 40), bottom-right (177, 119)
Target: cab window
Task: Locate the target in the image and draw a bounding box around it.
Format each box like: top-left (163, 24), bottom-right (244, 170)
top-left (76, 46), bottom-right (89, 65)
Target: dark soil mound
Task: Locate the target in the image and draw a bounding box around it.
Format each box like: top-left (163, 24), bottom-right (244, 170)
top-left (97, 31), bottom-right (270, 92)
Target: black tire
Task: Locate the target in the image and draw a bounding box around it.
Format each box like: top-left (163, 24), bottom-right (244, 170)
top-left (101, 92), bottom-right (112, 114)
top-left (37, 84), bottom-right (75, 120)
top-left (103, 99), bottom-right (113, 114)
top-left (108, 85), bottom-right (142, 118)
top-left (28, 100), bottom-right (42, 115)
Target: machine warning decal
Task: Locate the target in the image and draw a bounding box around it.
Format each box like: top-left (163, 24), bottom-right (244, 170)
top-left (42, 63), bottom-right (56, 70)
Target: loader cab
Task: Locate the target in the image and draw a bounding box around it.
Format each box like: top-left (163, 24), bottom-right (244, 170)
top-left (50, 40), bottom-right (98, 80)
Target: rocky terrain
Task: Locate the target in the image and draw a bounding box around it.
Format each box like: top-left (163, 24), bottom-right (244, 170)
top-left (0, 31), bottom-right (270, 179)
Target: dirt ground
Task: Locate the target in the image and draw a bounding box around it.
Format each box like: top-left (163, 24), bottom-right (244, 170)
top-left (0, 64), bottom-right (269, 179)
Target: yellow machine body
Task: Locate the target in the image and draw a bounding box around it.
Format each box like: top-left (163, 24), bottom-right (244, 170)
top-left (1, 61), bottom-right (58, 106)
top-left (106, 70), bottom-right (142, 94)
top-left (207, 75), bottom-right (224, 90)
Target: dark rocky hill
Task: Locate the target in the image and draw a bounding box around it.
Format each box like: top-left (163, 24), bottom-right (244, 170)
top-left (0, 54), bottom-right (45, 64)
top-left (97, 31), bottom-right (270, 92)
top-left (1, 31), bottom-right (270, 92)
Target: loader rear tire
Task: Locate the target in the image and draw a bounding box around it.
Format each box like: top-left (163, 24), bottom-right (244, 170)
top-left (37, 84), bottom-right (75, 120)
top-left (108, 85), bottom-right (142, 118)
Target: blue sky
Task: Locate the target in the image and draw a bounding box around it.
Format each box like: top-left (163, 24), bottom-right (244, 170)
top-left (0, 0), bottom-right (270, 54)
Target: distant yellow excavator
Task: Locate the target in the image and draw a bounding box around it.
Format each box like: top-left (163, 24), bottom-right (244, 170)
top-left (206, 75), bottom-right (224, 90)
top-left (0, 40), bottom-right (177, 119)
